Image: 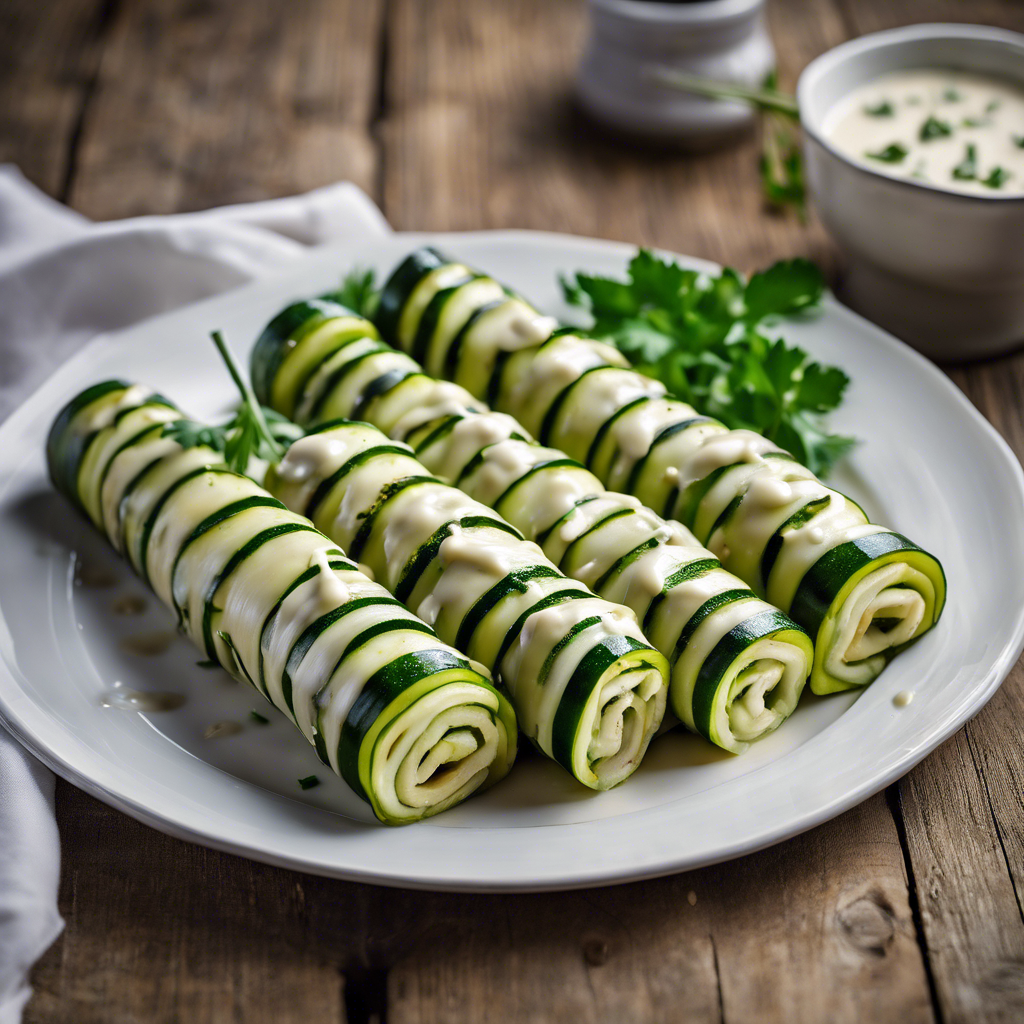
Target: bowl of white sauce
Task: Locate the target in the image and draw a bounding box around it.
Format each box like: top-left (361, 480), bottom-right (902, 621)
top-left (798, 23), bottom-right (1024, 361)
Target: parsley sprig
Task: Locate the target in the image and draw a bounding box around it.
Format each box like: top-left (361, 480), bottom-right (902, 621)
top-left (561, 250), bottom-right (855, 476)
top-left (163, 331), bottom-right (301, 474)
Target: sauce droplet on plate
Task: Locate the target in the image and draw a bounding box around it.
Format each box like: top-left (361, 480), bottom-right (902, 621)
top-left (101, 686), bottom-right (185, 712)
top-left (893, 690), bottom-right (914, 708)
top-left (112, 594), bottom-right (147, 616)
top-left (204, 720), bottom-right (243, 739)
top-left (119, 630), bottom-right (176, 656)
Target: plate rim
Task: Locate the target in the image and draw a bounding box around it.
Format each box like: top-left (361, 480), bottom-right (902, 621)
top-left (1, 227), bottom-right (1022, 893)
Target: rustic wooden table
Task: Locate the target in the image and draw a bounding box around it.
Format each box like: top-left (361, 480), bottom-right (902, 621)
top-left (4, 1), bottom-right (1023, 1021)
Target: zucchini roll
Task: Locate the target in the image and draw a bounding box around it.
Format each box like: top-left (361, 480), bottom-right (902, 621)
top-left (264, 419), bottom-right (668, 790)
top-left (47, 380), bottom-right (516, 824)
top-left (376, 249), bottom-right (946, 695)
top-left (251, 301), bottom-right (812, 754)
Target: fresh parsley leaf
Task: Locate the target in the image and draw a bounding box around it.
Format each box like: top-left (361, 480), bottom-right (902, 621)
top-left (866, 143), bottom-right (908, 163)
top-left (952, 143), bottom-right (978, 181)
top-left (919, 116), bottom-right (952, 141)
top-left (209, 331), bottom-right (286, 474)
top-left (943, 86), bottom-right (962, 102)
top-left (249, 711), bottom-right (270, 725)
top-left (1014, 135), bottom-right (1024, 149)
top-left (759, 117), bottom-right (805, 216)
top-left (982, 166), bottom-right (1011, 189)
top-left (864, 100), bottom-right (895, 117)
top-left (335, 266), bottom-right (380, 319)
top-left (561, 250), bottom-right (854, 477)
top-left (162, 419), bottom-right (227, 453)
top-left (298, 775), bottom-right (320, 790)
top-left (744, 259), bottom-right (824, 321)
top-left (986, 99), bottom-right (1001, 113)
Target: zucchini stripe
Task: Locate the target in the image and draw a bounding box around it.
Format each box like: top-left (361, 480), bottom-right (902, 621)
top-left (260, 408), bottom-right (668, 790)
top-left (254, 280), bottom-right (816, 755)
top-left (48, 382), bottom-right (516, 825)
top-left (372, 247), bottom-right (944, 697)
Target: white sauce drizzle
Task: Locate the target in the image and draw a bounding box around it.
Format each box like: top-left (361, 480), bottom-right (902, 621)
top-left (311, 548), bottom-right (350, 606)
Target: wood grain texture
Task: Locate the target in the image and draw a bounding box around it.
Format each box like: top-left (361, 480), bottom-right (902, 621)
top-left (386, 795), bottom-right (933, 1024)
top-left (0, 0), bottom-right (109, 197)
top-left (67, 0), bottom-right (385, 219)
top-left (9, 0), bottom-right (1024, 1020)
top-left (382, 0), bottom-right (848, 272)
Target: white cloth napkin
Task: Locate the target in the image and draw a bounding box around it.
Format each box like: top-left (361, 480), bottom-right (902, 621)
top-left (0, 165), bottom-right (391, 1023)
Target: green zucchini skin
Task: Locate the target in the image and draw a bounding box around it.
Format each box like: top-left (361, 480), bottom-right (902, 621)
top-left (265, 416), bottom-right (669, 791)
top-left (252, 293), bottom-right (813, 755)
top-left (374, 248), bottom-right (946, 696)
top-left (47, 382), bottom-right (516, 824)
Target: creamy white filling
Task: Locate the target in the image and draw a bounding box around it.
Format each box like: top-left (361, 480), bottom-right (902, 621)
top-left (823, 561), bottom-right (928, 686)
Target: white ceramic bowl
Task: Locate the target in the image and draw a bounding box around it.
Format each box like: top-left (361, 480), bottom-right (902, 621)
top-left (798, 23), bottom-right (1024, 362)
top-left (576, 0), bottom-right (775, 148)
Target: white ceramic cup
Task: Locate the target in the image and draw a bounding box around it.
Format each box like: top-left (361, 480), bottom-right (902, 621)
top-left (798, 23), bottom-right (1024, 362)
top-left (576, 0), bottom-right (775, 148)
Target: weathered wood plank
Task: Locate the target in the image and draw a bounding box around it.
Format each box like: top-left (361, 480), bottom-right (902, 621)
top-left (886, 350), bottom-right (1024, 1024)
top-left (24, 787), bottom-right (354, 1024)
top-left (0, 0), bottom-right (109, 197)
top-left (382, 0), bottom-right (847, 272)
top-left (385, 795), bottom-right (932, 1024)
top-left (67, 0), bottom-right (385, 219)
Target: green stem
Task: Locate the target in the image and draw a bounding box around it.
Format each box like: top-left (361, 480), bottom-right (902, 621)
top-left (210, 330), bottom-right (284, 462)
top-left (647, 66), bottom-right (801, 119)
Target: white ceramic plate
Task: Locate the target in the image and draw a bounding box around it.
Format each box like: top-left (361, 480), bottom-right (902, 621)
top-left (2, 231), bottom-right (1022, 892)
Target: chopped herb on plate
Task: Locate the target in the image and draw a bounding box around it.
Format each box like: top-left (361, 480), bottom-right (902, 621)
top-left (943, 86), bottom-right (962, 102)
top-left (866, 143), bottom-right (908, 164)
top-left (919, 116), bottom-right (952, 141)
top-left (986, 99), bottom-right (1001, 113)
top-left (864, 100), bottom-right (894, 117)
top-left (298, 775), bottom-right (320, 790)
top-left (962, 116), bottom-right (993, 128)
top-left (249, 711), bottom-right (270, 725)
top-left (1013, 135), bottom-right (1024, 149)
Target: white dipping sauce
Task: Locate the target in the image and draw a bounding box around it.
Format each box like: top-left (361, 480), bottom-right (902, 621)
top-left (823, 69), bottom-right (1024, 196)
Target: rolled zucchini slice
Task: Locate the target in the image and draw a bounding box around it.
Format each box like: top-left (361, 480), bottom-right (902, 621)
top-left (252, 298), bottom-right (811, 753)
top-left (47, 382), bottom-right (516, 824)
top-left (265, 420), bottom-right (668, 789)
top-left (375, 248), bottom-right (946, 696)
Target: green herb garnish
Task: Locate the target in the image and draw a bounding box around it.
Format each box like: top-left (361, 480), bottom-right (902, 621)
top-left (866, 143), bottom-right (908, 164)
top-left (332, 266), bottom-right (379, 319)
top-left (165, 332), bottom-right (302, 474)
top-left (864, 100), bottom-right (894, 117)
top-left (647, 67), bottom-right (805, 216)
top-left (982, 166), bottom-right (1011, 189)
top-left (962, 116), bottom-right (992, 128)
top-left (249, 711), bottom-right (270, 724)
top-left (919, 116), bottom-right (952, 141)
top-left (196, 659), bottom-right (219, 668)
top-left (952, 144), bottom-right (978, 181)
top-left (986, 99), bottom-right (1001, 114)
top-left (1014, 135), bottom-right (1024, 149)
top-left (943, 86), bottom-right (962, 102)
top-left (298, 775), bottom-right (320, 790)
top-left (561, 250), bottom-right (854, 476)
